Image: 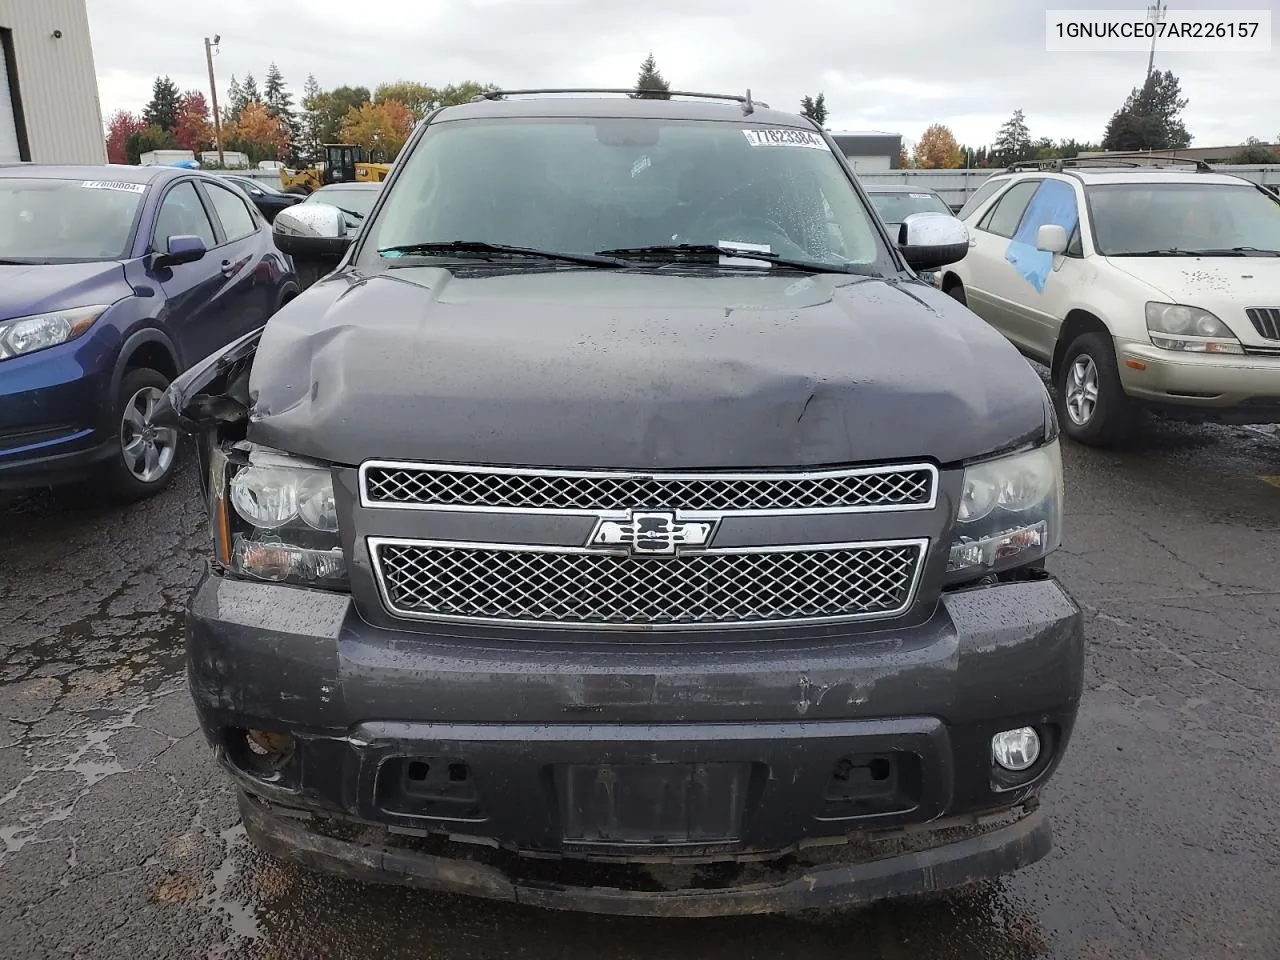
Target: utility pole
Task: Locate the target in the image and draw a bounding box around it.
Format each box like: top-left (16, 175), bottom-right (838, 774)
top-left (204, 35), bottom-right (224, 166)
top-left (1146, 0), bottom-right (1167, 80)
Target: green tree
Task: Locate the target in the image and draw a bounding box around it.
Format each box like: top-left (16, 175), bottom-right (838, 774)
top-left (141, 75), bottom-right (182, 132)
top-left (241, 72), bottom-right (261, 106)
top-left (632, 53), bottom-right (671, 100)
top-left (263, 64), bottom-right (293, 119)
top-left (992, 108), bottom-right (1033, 164)
top-left (431, 81), bottom-right (502, 107)
top-left (800, 93), bottom-right (827, 127)
top-left (224, 74), bottom-right (247, 126)
top-left (1101, 69), bottom-right (1191, 151)
top-left (1229, 137), bottom-right (1278, 164)
top-left (315, 85), bottom-right (372, 145)
top-left (263, 63), bottom-right (299, 161)
top-left (124, 124), bottom-right (179, 164)
top-left (298, 74), bottom-right (324, 165)
top-left (375, 80), bottom-right (437, 120)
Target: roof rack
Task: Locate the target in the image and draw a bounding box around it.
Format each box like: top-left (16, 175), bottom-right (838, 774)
top-left (1003, 154), bottom-right (1214, 174)
top-left (470, 88), bottom-right (769, 114)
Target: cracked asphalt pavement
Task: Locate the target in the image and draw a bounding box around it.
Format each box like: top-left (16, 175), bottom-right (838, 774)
top-left (2, 417), bottom-right (1278, 960)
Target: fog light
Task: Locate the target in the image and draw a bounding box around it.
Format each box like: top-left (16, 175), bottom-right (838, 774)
top-left (991, 727), bottom-right (1041, 771)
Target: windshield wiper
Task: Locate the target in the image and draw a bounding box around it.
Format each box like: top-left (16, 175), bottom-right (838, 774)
top-left (596, 243), bottom-right (857, 274)
top-left (333, 206), bottom-right (366, 221)
top-left (1112, 246), bottom-right (1280, 257)
top-left (378, 240), bottom-right (625, 268)
top-left (1182, 246), bottom-right (1280, 257)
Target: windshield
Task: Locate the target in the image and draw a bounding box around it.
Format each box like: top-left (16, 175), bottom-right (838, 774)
top-left (1087, 182), bottom-right (1280, 255)
top-left (358, 117), bottom-right (888, 272)
top-left (308, 188), bottom-right (379, 218)
top-left (868, 191), bottom-right (952, 224)
top-left (0, 177), bottom-right (145, 261)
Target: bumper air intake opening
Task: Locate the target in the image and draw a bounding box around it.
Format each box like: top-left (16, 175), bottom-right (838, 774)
top-left (820, 752), bottom-right (923, 819)
top-left (376, 756), bottom-right (485, 821)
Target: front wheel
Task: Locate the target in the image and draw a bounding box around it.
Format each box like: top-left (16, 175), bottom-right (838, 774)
top-left (103, 368), bottom-right (182, 503)
top-left (1053, 332), bottom-right (1135, 447)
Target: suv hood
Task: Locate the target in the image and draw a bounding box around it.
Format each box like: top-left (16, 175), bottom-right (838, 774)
top-left (0, 261), bottom-right (130, 321)
top-left (244, 267), bottom-right (1052, 469)
top-left (1106, 255), bottom-right (1280, 305)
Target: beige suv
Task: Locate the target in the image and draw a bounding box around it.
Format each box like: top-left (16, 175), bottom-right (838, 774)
top-left (940, 159), bottom-right (1280, 445)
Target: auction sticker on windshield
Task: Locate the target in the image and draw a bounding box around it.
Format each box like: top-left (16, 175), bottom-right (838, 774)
top-left (742, 129), bottom-right (827, 149)
top-left (81, 181), bottom-right (146, 193)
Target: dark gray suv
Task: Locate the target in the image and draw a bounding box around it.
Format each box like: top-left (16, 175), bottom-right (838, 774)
top-left (163, 89), bottom-right (1084, 917)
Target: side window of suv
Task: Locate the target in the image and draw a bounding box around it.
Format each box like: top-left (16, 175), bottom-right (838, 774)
top-left (153, 181), bottom-right (217, 251)
top-left (957, 177), bottom-right (1008, 221)
top-left (203, 182), bottom-right (258, 242)
top-left (977, 180), bottom-right (1041, 238)
top-left (1011, 178), bottom-right (1083, 257)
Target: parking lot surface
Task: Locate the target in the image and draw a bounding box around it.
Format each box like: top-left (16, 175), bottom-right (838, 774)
top-left (2, 415), bottom-right (1278, 960)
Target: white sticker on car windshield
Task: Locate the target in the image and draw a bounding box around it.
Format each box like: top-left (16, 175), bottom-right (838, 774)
top-left (742, 128), bottom-right (827, 150)
top-left (909, 193), bottom-right (934, 199)
top-left (631, 154), bottom-right (651, 178)
top-left (81, 180), bottom-right (146, 193)
top-left (718, 239), bottom-right (773, 267)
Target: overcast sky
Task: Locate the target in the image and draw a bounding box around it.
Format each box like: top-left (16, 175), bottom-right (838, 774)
top-left (86, 0), bottom-right (1278, 149)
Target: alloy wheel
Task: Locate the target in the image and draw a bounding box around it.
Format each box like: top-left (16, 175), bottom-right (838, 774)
top-left (119, 386), bottom-right (178, 483)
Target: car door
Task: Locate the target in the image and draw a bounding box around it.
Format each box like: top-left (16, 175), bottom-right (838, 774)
top-left (962, 178), bottom-right (1046, 356)
top-left (1002, 177), bottom-right (1087, 360)
top-left (196, 179), bottom-right (275, 345)
top-left (148, 178), bottom-right (225, 368)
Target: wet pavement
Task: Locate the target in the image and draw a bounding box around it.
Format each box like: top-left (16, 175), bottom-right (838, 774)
top-left (2, 418), bottom-right (1278, 960)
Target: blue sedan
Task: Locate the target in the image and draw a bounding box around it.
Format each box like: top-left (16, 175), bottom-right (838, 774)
top-left (0, 165), bottom-right (298, 501)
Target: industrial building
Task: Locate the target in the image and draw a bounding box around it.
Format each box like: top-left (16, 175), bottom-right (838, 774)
top-left (828, 131), bottom-right (904, 172)
top-left (0, 0), bottom-right (106, 165)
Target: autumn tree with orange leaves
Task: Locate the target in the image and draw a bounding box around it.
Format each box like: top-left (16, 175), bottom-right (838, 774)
top-left (912, 123), bottom-right (963, 169)
top-left (339, 100), bottom-right (415, 160)
top-left (225, 101), bottom-right (291, 163)
top-left (173, 91), bottom-right (214, 153)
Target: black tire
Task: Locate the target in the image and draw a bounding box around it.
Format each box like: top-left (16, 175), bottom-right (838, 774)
top-left (1053, 331), bottom-right (1135, 447)
top-left (946, 281), bottom-right (967, 305)
top-left (102, 368), bottom-right (182, 503)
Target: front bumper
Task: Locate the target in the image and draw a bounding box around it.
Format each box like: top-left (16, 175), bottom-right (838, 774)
top-left (0, 342), bottom-right (113, 488)
top-left (1116, 337), bottom-right (1280, 420)
top-left (186, 572), bottom-right (1083, 912)
top-left (239, 790), bottom-right (1051, 917)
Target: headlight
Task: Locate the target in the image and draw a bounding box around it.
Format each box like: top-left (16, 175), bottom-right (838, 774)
top-left (0, 305), bottom-right (111, 361)
top-left (1145, 302), bottom-right (1243, 354)
top-left (948, 441), bottom-right (1063, 578)
top-left (210, 444), bottom-right (347, 590)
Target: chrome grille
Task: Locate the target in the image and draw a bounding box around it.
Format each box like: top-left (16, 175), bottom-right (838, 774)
top-left (369, 538), bottom-right (926, 629)
top-left (1247, 307), bottom-right (1280, 341)
top-left (361, 462), bottom-right (936, 514)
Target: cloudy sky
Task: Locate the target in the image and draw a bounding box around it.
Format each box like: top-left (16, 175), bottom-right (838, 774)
top-left (86, 0), bottom-right (1278, 149)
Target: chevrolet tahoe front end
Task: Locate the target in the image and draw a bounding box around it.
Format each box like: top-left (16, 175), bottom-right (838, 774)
top-left (163, 93), bottom-right (1085, 917)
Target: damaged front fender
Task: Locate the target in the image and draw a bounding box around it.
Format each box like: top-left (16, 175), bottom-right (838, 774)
top-left (155, 327), bottom-right (261, 499)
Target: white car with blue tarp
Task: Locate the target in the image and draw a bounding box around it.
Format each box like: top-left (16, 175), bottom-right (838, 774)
top-left (939, 156), bottom-right (1280, 446)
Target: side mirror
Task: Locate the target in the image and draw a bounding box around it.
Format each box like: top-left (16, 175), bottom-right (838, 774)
top-left (896, 212), bottom-right (969, 271)
top-left (1036, 223), bottom-right (1069, 254)
top-left (272, 203), bottom-right (352, 261)
top-left (153, 234), bottom-right (207, 269)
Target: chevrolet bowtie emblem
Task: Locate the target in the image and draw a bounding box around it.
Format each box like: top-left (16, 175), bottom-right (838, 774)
top-left (587, 511), bottom-right (718, 557)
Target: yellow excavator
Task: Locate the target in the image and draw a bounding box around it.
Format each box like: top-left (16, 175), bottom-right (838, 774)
top-left (279, 144), bottom-right (392, 195)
